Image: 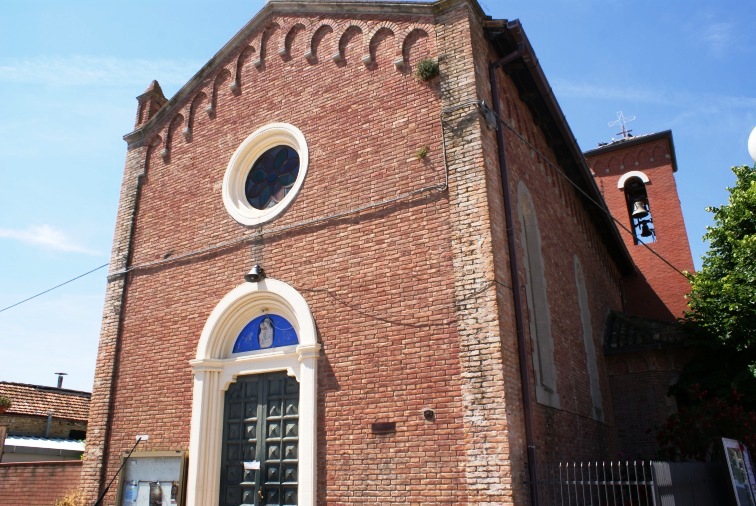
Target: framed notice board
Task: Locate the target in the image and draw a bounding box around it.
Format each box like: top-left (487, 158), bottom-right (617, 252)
top-left (116, 450), bottom-right (187, 506)
top-left (723, 438), bottom-right (756, 506)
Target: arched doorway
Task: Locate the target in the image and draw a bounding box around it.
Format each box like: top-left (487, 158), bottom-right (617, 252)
top-left (186, 278), bottom-right (320, 505)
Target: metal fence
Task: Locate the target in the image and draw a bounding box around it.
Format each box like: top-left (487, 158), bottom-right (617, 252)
top-left (532, 461), bottom-right (655, 506)
top-left (529, 460), bottom-right (729, 506)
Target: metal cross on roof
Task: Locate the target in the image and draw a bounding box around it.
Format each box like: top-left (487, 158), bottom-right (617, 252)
top-left (608, 111), bottom-right (636, 138)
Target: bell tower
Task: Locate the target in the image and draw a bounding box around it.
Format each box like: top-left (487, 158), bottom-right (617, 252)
top-left (585, 130), bottom-right (695, 322)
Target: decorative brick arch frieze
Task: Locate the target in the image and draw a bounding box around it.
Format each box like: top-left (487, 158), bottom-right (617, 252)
top-left (144, 17), bottom-right (437, 164)
top-left (160, 114), bottom-right (184, 162)
top-left (362, 21), bottom-right (400, 65)
top-left (253, 22), bottom-right (281, 68)
top-left (606, 156), bottom-right (620, 173)
top-left (305, 22), bottom-right (336, 62)
top-left (183, 92), bottom-right (207, 142)
top-left (398, 27), bottom-right (431, 70)
top-left (187, 278), bottom-right (320, 506)
top-left (230, 44), bottom-right (256, 94)
top-left (278, 21), bottom-right (309, 59)
top-left (636, 149), bottom-right (651, 166)
top-left (145, 135), bottom-right (163, 172)
top-left (207, 68), bottom-right (232, 118)
top-left (332, 22), bottom-right (367, 63)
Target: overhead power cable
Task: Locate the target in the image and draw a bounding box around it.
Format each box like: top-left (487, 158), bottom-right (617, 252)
top-left (488, 105), bottom-right (689, 279)
top-left (0, 262), bottom-right (109, 315)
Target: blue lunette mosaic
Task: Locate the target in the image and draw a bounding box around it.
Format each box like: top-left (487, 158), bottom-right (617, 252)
top-left (232, 314), bottom-right (299, 353)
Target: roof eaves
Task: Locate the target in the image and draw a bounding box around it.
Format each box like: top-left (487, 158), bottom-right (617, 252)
top-left (485, 21), bottom-right (635, 276)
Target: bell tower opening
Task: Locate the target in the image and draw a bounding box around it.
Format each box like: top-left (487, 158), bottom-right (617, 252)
top-left (623, 176), bottom-right (655, 244)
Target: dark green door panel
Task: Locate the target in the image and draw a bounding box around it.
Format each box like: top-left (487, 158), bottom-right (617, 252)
top-left (220, 372), bottom-right (299, 506)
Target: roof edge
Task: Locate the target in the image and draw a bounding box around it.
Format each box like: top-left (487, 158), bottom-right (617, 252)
top-left (486, 21), bottom-right (636, 276)
top-left (124, 0), bottom-right (454, 146)
top-left (0, 381), bottom-right (91, 397)
top-left (584, 130), bottom-right (679, 173)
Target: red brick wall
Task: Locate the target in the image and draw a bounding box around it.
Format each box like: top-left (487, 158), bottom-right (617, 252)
top-left (588, 138), bottom-right (695, 321)
top-left (479, 31), bottom-right (624, 465)
top-left (0, 460), bottom-right (81, 506)
top-left (438, 4), bottom-right (526, 503)
top-left (606, 348), bottom-right (696, 459)
top-left (83, 6), bottom-right (484, 505)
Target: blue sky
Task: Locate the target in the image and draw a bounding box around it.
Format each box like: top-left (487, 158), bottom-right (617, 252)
top-left (1, 0), bottom-right (754, 392)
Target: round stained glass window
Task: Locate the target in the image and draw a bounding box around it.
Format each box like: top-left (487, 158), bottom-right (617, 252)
top-left (223, 123), bottom-right (308, 226)
top-left (245, 146), bottom-right (300, 210)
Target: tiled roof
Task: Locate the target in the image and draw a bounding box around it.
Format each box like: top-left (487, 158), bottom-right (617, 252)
top-left (603, 310), bottom-right (686, 355)
top-left (0, 382), bottom-right (90, 421)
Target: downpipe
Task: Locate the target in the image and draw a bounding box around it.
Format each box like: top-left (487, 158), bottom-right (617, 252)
top-left (489, 45), bottom-right (540, 506)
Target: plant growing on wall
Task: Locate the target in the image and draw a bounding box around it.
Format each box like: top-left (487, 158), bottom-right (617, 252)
top-left (54, 490), bottom-right (84, 506)
top-left (0, 395), bottom-right (11, 411)
top-left (415, 58), bottom-right (439, 81)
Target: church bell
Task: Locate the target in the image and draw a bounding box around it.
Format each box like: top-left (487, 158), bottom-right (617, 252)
top-left (640, 221), bottom-right (653, 237)
top-left (631, 200), bottom-right (649, 218)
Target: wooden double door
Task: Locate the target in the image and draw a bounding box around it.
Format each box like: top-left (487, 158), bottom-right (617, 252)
top-left (220, 372), bottom-right (299, 506)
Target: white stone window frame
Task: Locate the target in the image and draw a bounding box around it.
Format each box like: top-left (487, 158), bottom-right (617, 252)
top-left (187, 278), bottom-right (320, 506)
top-left (617, 170), bottom-right (649, 189)
top-left (223, 123), bottom-right (309, 226)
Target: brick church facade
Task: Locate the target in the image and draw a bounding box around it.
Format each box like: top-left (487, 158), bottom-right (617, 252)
top-left (80, 1), bottom-right (694, 504)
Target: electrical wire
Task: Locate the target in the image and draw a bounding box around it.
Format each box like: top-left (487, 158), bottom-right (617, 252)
top-left (0, 100), bottom-right (690, 314)
top-left (0, 262), bottom-right (109, 315)
top-left (488, 105), bottom-right (689, 279)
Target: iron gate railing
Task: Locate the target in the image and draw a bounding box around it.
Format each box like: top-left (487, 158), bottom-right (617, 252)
top-left (531, 461), bottom-right (655, 506)
top-left (529, 460), bottom-right (729, 506)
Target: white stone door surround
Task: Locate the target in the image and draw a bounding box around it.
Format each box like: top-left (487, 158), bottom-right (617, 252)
top-left (187, 278), bottom-right (320, 506)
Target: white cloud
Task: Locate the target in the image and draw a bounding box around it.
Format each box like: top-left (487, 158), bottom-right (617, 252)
top-left (0, 55), bottom-right (201, 88)
top-left (702, 21), bottom-right (733, 56)
top-left (551, 80), bottom-right (666, 105)
top-left (552, 78), bottom-right (756, 111)
top-left (0, 225), bottom-right (101, 255)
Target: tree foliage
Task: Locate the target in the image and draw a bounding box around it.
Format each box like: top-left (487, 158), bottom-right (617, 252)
top-left (660, 166), bottom-right (756, 460)
top-left (686, 165), bottom-right (756, 359)
top-left (657, 386), bottom-right (756, 461)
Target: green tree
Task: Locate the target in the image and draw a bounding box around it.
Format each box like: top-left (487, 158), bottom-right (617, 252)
top-left (686, 165), bottom-right (756, 358)
top-left (661, 165), bottom-right (756, 461)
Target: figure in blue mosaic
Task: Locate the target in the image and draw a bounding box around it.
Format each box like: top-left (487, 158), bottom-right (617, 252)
top-left (232, 314), bottom-right (298, 353)
top-left (258, 316), bottom-right (274, 348)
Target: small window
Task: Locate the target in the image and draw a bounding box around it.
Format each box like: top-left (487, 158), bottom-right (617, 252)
top-left (623, 177), bottom-right (655, 244)
top-left (223, 123), bottom-right (308, 226)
